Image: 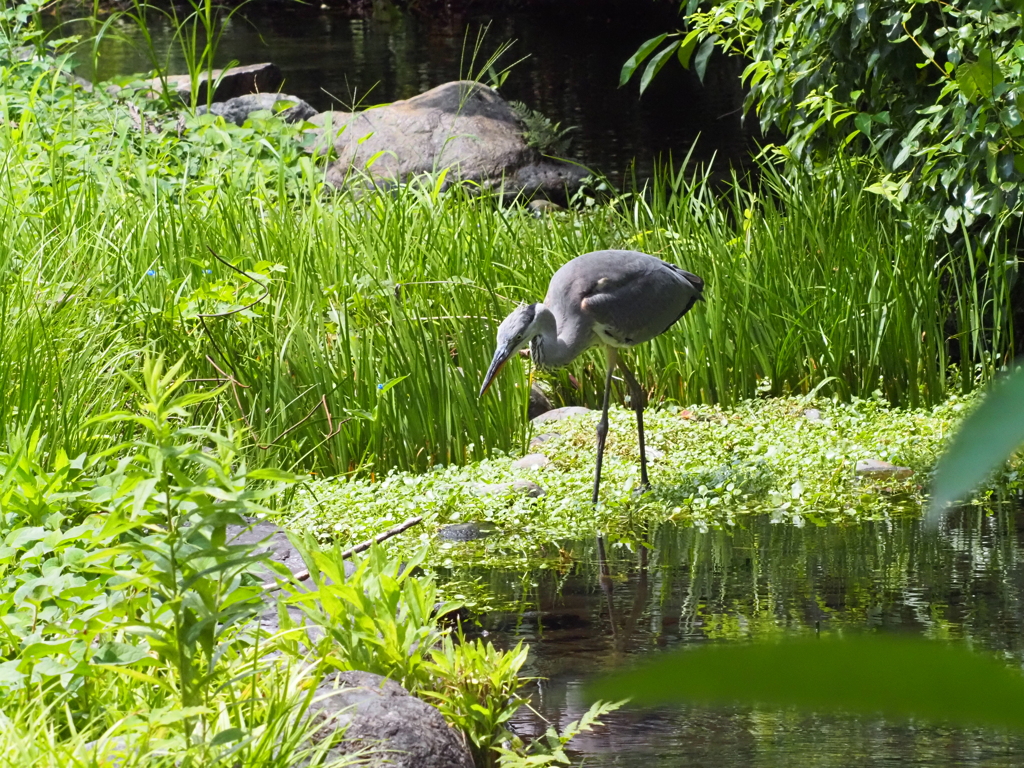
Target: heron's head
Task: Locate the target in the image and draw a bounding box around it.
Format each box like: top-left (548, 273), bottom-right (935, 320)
top-left (479, 304), bottom-right (539, 397)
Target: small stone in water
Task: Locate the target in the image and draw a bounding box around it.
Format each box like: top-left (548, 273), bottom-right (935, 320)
top-left (530, 432), bottom-right (560, 448)
top-left (855, 459), bottom-right (914, 480)
top-left (531, 406), bottom-right (591, 425)
top-left (512, 453), bottom-right (551, 470)
top-left (511, 479), bottom-right (546, 497)
top-left (437, 523), bottom-right (494, 542)
top-left (474, 480), bottom-right (546, 497)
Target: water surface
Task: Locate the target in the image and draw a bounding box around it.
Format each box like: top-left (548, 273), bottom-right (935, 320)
top-left (459, 507), bottom-right (1024, 766)
top-left (67, 2), bottom-right (756, 183)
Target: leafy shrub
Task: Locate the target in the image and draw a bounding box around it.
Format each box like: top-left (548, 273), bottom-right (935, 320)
top-left (424, 631), bottom-right (530, 767)
top-left (623, 0), bottom-right (1024, 239)
top-left (0, 356), bottom-right (365, 766)
top-left (292, 542), bottom-right (459, 692)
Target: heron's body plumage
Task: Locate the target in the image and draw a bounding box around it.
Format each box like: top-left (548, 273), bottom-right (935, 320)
top-left (528, 250), bottom-right (703, 368)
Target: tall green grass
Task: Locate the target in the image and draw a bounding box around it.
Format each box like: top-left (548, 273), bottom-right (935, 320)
top-left (0, 43), bottom-right (1016, 477)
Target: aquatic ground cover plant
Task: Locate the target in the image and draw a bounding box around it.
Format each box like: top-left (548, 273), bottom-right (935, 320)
top-left (285, 393), bottom-right (1022, 572)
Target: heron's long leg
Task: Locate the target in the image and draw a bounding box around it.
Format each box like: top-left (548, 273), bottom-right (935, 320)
top-left (592, 346), bottom-right (618, 506)
top-left (593, 347), bottom-right (619, 636)
top-left (618, 358), bottom-right (650, 490)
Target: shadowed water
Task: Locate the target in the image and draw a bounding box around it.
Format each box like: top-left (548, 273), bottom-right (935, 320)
top-left (64, 2), bottom-right (755, 184)
top-left (457, 505), bottom-right (1024, 766)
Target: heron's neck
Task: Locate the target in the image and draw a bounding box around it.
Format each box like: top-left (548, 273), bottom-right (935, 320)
top-left (530, 303), bottom-right (593, 369)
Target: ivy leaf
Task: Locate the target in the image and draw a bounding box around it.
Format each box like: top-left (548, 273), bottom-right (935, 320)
top-left (956, 49), bottom-right (1004, 103)
top-left (620, 34), bottom-right (668, 87)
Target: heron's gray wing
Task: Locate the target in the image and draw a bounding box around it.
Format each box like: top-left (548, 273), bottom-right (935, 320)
top-left (559, 250), bottom-right (703, 348)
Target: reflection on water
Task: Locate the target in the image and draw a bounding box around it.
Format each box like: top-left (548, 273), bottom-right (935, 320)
top-left (63, 3), bottom-right (755, 183)
top-left (460, 508), bottom-right (1024, 766)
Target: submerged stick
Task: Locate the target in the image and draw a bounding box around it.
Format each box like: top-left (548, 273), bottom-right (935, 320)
top-left (263, 515), bottom-right (424, 592)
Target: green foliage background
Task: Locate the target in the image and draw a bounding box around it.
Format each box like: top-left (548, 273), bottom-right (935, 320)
top-left (625, 0), bottom-right (1024, 242)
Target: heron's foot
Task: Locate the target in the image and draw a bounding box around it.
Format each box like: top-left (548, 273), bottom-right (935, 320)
top-left (631, 482), bottom-right (652, 500)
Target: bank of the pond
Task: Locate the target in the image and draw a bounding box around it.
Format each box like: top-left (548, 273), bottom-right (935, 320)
top-left (283, 394), bottom-right (1023, 574)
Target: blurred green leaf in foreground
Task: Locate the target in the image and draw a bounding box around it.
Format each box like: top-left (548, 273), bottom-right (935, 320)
top-left (588, 635), bottom-right (1024, 730)
top-left (928, 364), bottom-right (1024, 521)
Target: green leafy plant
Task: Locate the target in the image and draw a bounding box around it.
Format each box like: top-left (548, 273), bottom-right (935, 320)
top-left (424, 630), bottom-right (530, 767)
top-left (510, 101), bottom-right (577, 156)
top-left (85, 357), bottom-right (296, 724)
top-left (621, 0), bottom-right (1024, 238)
top-left (928, 363), bottom-right (1024, 516)
top-left (496, 700), bottom-right (624, 768)
top-left (291, 542), bottom-right (460, 692)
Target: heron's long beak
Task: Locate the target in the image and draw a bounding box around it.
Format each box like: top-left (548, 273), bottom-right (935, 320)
top-left (479, 343), bottom-right (515, 397)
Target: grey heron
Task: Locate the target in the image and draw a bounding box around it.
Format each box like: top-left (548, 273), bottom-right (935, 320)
top-left (479, 249), bottom-right (704, 504)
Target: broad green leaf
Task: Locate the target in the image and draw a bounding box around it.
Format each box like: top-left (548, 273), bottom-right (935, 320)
top-left (5, 526), bottom-right (46, 549)
top-left (677, 30), bottom-right (702, 70)
top-left (211, 727), bottom-right (246, 746)
top-left (640, 41), bottom-right (681, 95)
top-left (693, 35), bottom-right (719, 83)
top-left (588, 635), bottom-right (1024, 730)
top-left (928, 366), bottom-right (1024, 520)
top-left (956, 49), bottom-right (1003, 103)
top-left (620, 34), bottom-right (668, 87)
top-left (854, 112), bottom-right (873, 138)
top-left (92, 641), bottom-right (150, 666)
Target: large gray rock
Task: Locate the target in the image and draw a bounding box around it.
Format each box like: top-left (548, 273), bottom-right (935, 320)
top-left (228, 519), bottom-right (310, 580)
top-left (110, 63), bottom-right (282, 104)
top-left (308, 81), bottom-right (588, 202)
top-left (226, 519), bottom-right (352, 640)
top-left (197, 93), bottom-right (316, 126)
top-left (310, 671), bottom-right (474, 768)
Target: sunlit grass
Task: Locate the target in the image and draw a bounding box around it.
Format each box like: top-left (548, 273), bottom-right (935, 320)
top-left (0, 49), bottom-right (1016, 479)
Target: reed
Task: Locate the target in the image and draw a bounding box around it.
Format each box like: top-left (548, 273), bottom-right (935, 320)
top-left (0, 49), bottom-right (1015, 476)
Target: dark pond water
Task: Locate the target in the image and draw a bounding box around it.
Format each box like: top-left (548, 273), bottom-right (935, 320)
top-left (65, 1), bottom-right (756, 184)
top-left (458, 506), bottom-right (1024, 767)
